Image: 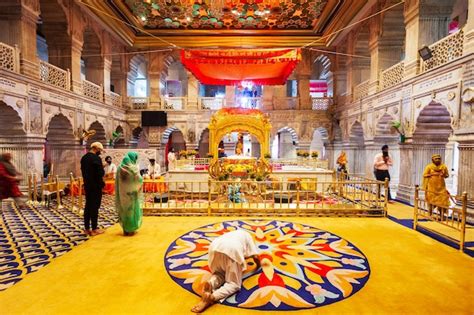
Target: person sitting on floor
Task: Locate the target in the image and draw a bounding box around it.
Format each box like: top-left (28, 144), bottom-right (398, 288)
top-left (144, 158), bottom-right (161, 179)
top-left (103, 156), bottom-right (117, 180)
top-left (191, 230), bottom-right (260, 313)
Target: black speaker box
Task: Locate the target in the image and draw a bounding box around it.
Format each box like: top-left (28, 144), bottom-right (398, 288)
top-left (154, 193), bottom-right (169, 203)
top-left (274, 193), bottom-right (293, 203)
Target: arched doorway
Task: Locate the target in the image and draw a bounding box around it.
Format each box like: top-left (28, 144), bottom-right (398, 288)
top-left (348, 121), bottom-right (365, 175)
top-left (198, 128), bottom-right (209, 158)
top-left (273, 127), bottom-right (298, 159)
top-left (45, 114), bottom-right (77, 177)
top-left (310, 127), bottom-right (329, 159)
top-left (0, 102), bottom-right (28, 185)
top-left (162, 127), bottom-right (186, 165)
top-left (374, 113), bottom-right (400, 196)
top-left (86, 121), bottom-right (106, 147)
top-left (413, 102), bottom-right (454, 191)
top-left (114, 125), bottom-right (125, 147)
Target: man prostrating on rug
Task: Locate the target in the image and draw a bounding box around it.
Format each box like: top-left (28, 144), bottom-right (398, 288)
top-left (191, 230), bottom-right (260, 313)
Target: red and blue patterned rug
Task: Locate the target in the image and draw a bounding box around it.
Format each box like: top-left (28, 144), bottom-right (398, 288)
top-left (165, 220), bottom-right (370, 311)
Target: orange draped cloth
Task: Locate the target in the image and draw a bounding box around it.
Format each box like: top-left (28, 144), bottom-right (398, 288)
top-left (103, 180), bottom-right (115, 195)
top-left (180, 49), bottom-right (301, 85)
top-left (143, 177), bottom-right (167, 193)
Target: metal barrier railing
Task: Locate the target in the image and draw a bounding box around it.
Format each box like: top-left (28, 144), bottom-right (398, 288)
top-left (414, 185), bottom-right (468, 252)
top-left (142, 177), bottom-right (387, 217)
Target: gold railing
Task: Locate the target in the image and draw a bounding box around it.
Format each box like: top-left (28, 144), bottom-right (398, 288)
top-left (0, 42), bottom-right (20, 73)
top-left (110, 91), bottom-right (122, 107)
top-left (199, 97), bottom-right (225, 110)
top-left (162, 96), bottom-right (186, 110)
top-left (380, 62), bottom-right (404, 90)
top-left (141, 178), bottom-right (387, 217)
top-left (414, 185), bottom-right (468, 252)
top-left (82, 79), bottom-right (103, 102)
top-left (270, 158), bottom-right (329, 170)
top-left (129, 96), bottom-right (149, 109)
top-left (421, 29), bottom-right (464, 73)
top-left (39, 60), bottom-right (71, 90)
top-left (353, 80), bottom-right (369, 101)
top-left (311, 97), bottom-right (331, 110)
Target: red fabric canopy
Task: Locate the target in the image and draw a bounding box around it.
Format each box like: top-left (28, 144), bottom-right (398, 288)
top-left (180, 49), bottom-right (301, 85)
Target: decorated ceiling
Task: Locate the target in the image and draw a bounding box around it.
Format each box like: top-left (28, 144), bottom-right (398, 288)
top-left (123, 0), bottom-right (329, 30)
top-left (83, 0), bottom-right (362, 48)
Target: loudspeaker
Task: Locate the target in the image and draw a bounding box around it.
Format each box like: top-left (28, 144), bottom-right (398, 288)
top-left (274, 193), bottom-right (293, 203)
top-left (418, 46), bottom-right (433, 61)
top-left (154, 193), bottom-right (169, 203)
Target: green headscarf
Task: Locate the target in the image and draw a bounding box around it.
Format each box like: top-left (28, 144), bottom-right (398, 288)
top-left (115, 151), bottom-right (143, 233)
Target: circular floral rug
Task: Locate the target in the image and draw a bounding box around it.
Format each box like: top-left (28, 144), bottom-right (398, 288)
top-left (165, 220), bottom-right (370, 311)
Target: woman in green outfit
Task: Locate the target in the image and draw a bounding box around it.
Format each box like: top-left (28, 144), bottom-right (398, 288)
top-left (116, 152), bottom-right (143, 236)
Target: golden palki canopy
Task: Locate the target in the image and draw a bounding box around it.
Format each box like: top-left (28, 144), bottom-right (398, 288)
top-left (208, 107), bottom-right (272, 159)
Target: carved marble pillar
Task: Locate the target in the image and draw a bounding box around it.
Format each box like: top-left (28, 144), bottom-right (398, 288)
top-left (464, 0), bottom-right (474, 54)
top-left (261, 86), bottom-right (274, 110)
top-left (70, 38), bottom-right (84, 93)
top-left (148, 71), bottom-right (162, 108)
top-left (225, 86), bottom-right (235, 107)
top-left (186, 71), bottom-right (199, 110)
top-left (297, 74), bottom-right (311, 110)
top-left (457, 141), bottom-right (474, 220)
top-left (403, 2), bottom-right (452, 78)
top-left (325, 142), bottom-right (344, 170)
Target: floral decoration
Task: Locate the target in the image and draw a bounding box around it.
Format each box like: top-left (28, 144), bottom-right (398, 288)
top-left (165, 220), bottom-right (370, 311)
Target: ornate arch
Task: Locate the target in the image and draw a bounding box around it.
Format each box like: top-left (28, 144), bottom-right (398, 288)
top-left (413, 101), bottom-right (453, 142)
top-left (274, 126), bottom-right (299, 145)
top-left (161, 126), bottom-right (185, 144)
top-left (208, 108), bottom-right (271, 159)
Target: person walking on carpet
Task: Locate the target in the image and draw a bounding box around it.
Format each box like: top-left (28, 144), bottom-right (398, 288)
top-left (191, 230), bottom-right (260, 313)
top-left (80, 142), bottom-right (106, 236)
top-left (116, 151), bottom-right (143, 236)
top-left (0, 153), bottom-right (26, 208)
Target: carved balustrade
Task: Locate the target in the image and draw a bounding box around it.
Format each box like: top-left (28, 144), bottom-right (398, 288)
top-left (110, 91), bottom-right (122, 108)
top-left (39, 61), bottom-right (71, 90)
top-left (199, 97), bottom-right (225, 110)
top-left (234, 97), bottom-right (262, 109)
top-left (311, 97), bottom-right (331, 110)
top-left (82, 79), bottom-right (103, 102)
top-left (380, 62), bottom-right (404, 90)
top-left (162, 97), bottom-right (185, 110)
top-left (422, 29), bottom-right (464, 73)
top-left (129, 97), bottom-right (149, 109)
top-left (0, 42), bottom-right (20, 73)
top-left (353, 80), bottom-right (369, 101)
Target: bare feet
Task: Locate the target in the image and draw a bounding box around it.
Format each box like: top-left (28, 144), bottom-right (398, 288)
top-left (191, 282), bottom-right (214, 313)
top-left (83, 229), bottom-right (92, 236)
top-left (191, 295), bottom-right (214, 313)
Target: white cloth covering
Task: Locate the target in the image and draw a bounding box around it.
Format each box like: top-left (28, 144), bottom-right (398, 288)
top-left (207, 230), bottom-right (259, 300)
top-left (104, 163), bottom-right (117, 177)
top-left (145, 163), bottom-right (161, 178)
top-left (207, 230), bottom-right (259, 301)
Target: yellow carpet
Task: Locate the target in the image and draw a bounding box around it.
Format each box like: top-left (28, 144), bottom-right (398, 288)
top-left (0, 216), bottom-right (473, 315)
